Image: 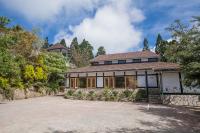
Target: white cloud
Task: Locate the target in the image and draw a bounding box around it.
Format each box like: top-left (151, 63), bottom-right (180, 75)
top-left (54, 0), bottom-right (144, 53)
top-left (0, 0), bottom-right (101, 22)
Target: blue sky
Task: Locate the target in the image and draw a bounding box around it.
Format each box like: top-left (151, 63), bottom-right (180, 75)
top-left (0, 0), bottom-right (199, 53)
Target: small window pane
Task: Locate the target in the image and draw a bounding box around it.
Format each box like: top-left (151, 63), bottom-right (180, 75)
top-left (118, 60), bottom-right (126, 64)
top-left (148, 58), bottom-right (158, 62)
top-left (79, 77), bottom-right (87, 88)
top-left (133, 59), bottom-right (141, 63)
top-left (104, 61), bottom-right (112, 65)
top-left (115, 76), bottom-right (125, 88)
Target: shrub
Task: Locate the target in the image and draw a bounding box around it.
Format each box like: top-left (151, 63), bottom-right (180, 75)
top-left (86, 90), bottom-right (96, 100)
top-left (102, 88), bottom-right (112, 101)
top-left (24, 65), bottom-right (35, 82)
top-left (134, 89), bottom-right (147, 101)
top-left (64, 89), bottom-right (76, 99)
top-left (73, 90), bottom-right (84, 100)
top-left (0, 77), bottom-right (9, 89)
top-left (123, 89), bottom-right (132, 98)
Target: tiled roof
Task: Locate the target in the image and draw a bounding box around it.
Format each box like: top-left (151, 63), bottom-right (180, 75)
top-left (47, 43), bottom-right (68, 50)
top-left (91, 50), bottom-right (159, 62)
top-left (68, 62), bottom-right (180, 73)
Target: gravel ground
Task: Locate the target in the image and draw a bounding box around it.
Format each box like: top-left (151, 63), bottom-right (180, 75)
top-left (0, 96), bottom-right (200, 133)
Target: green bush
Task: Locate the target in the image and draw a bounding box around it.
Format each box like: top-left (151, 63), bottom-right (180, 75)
top-left (0, 77), bottom-right (9, 89)
top-left (134, 89), bottom-right (147, 101)
top-left (73, 90), bottom-right (84, 100)
top-left (123, 89), bottom-right (132, 98)
top-left (86, 90), bottom-right (96, 100)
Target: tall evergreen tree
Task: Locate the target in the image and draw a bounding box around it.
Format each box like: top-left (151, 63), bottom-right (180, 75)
top-left (79, 39), bottom-right (94, 59)
top-left (60, 39), bottom-right (66, 47)
top-left (154, 34), bottom-right (167, 61)
top-left (70, 37), bottom-right (79, 50)
top-left (43, 37), bottom-right (49, 48)
top-left (143, 38), bottom-right (150, 51)
top-left (155, 34), bottom-right (163, 54)
top-left (96, 46), bottom-right (106, 57)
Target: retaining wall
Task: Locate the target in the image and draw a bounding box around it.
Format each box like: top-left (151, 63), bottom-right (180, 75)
top-left (162, 95), bottom-right (200, 106)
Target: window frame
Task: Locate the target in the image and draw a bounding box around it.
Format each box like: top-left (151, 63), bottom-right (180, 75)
top-left (118, 60), bottom-right (126, 64)
top-left (132, 59), bottom-right (142, 63)
top-left (104, 61), bottom-right (112, 65)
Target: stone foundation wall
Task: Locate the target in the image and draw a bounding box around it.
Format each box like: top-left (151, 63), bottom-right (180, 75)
top-left (162, 95), bottom-right (200, 106)
top-left (0, 87), bottom-right (47, 102)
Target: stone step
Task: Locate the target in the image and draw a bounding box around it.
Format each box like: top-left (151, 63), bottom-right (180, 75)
top-left (148, 95), bottom-right (162, 104)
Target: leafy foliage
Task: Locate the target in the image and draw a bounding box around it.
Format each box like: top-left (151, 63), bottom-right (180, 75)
top-left (96, 46), bottom-right (106, 57)
top-left (165, 17), bottom-right (200, 87)
top-left (70, 37), bottom-right (94, 67)
top-left (0, 16), bottom-right (69, 98)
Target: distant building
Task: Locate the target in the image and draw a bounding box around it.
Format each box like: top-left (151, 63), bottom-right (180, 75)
top-left (47, 43), bottom-right (71, 57)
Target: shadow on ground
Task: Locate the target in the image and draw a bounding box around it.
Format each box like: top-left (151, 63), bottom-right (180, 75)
top-left (137, 104), bottom-right (200, 133)
top-left (46, 103), bottom-right (200, 133)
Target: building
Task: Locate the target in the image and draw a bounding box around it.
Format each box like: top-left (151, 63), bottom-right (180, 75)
top-left (47, 43), bottom-right (71, 57)
top-left (66, 50), bottom-right (200, 95)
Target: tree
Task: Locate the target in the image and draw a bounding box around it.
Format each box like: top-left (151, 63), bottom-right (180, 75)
top-left (0, 16), bottom-right (10, 28)
top-left (96, 46), bottom-right (106, 57)
top-left (143, 38), bottom-right (150, 51)
top-left (166, 17), bottom-right (200, 87)
top-left (70, 38), bottom-right (94, 67)
top-left (70, 37), bottom-right (79, 50)
top-left (60, 39), bottom-right (66, 47)
top-left (43, 37), bottom-right (49, 48)
top-left (79, 39), bottom-right (94, 59)
top-left (155, 34), bottom-right (162, 54)
top-left (155, 34), bottom-right (167, 61)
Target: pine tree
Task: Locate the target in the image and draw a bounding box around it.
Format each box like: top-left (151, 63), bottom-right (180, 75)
top-left (60, 39), bottom-right (66, 47)
top-left (96, 46), bottom-right (106, 57)
top-left (79, 39), bottom-right (94, 59)
top-left (155, 34), bottom-right (163, 54)
top-left (143, 38), bottom-right (150, 51)
top-left (70, 37), bottom-right (79, 50)
top-left (43, 37), bottom-right (49, 48)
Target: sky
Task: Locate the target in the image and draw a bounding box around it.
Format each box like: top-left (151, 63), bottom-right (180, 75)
top-left (0, 0), bottom-right (199, 53)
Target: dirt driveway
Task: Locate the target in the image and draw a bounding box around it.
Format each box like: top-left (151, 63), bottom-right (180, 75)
top-left (0, 96), bottom-right (200, 133)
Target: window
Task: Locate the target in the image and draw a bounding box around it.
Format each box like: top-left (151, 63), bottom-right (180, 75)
top-left (79, 77), bottom-right (87, 88)
top-left (104, 77), bottom-right (114, 88)
top-left (115, 76), bottom-right (125, 88)
top-left (133, 59), bottom-right (141, 63)
top-left (148, 58), bottom-right (158, 62)
top-left (97, 77), bottom-right (103, 88)
top-left (125, 76), bottom-right (137, 89)
top-left (137, 76), bottom-right (145, 87)
top-left (148, 75), bottom-right (157, 87)
top-left (104, 61), bottom-right (112, 65)
top-left (70, 78), bottom-right (78, 88)
top-left (118, 60), bottom-right (126, 64)
top-left (92, 62), bottom-right (99, 66)
top-left (87, 77), bottom-right (96, 88)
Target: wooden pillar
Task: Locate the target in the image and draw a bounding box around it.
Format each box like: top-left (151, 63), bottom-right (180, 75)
top-left (86, 73), bottom-right (88, 88)
top-left (96, 73), bottom-right (97, 88)
top-left (113, 72), bottom-right (115, 89)
top-left (103, 72), bottom-right (105, 88)
top-left (135, 71), bottom-right (138, 88)
top-left (124, 72), bottom-right (126, 89)
top-left (77, 73), bottom-right (79, 89)
top-left (69, 74), bottom-right (71, 88)
top-left (145, 71), bottom-right (149, 102)
top-left (160, 72), bottom-right (163, 94)
top-left (179, 72), bottom-right (183, 94)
